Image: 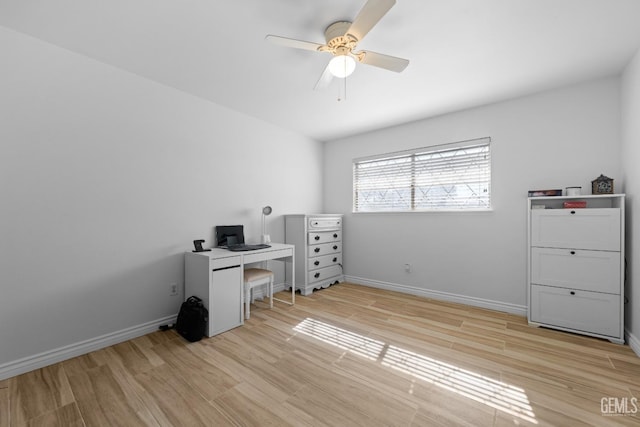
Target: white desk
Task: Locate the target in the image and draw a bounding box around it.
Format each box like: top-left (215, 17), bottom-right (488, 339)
top-left (185, 243), bottom-right (295, 336)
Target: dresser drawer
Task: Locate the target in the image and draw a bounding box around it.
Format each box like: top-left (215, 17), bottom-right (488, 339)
top-left (531, 247), bottom-right (620, 294)
top-left (309, 242), bottom-right (341, 257)
top-left (308, 253), bottom-right (342, 271)
top-left (308, 231), bottom-right (341, 245)
top-left (531, 208), bottom-right (620, 250)
top-left (530, 284), bottom-right (620, 337)
top-left (309, 217), bottom-right (342, 229)
top-left (308, 265), bottom-right (343, 284)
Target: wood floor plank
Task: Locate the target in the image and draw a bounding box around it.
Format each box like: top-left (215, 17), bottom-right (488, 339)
top-left (609, 355), bottom-right (640, 376)
top-left (187, 341), bottom-right (293, 404)
top-left (287, 382), bottom-right (407, 427)
top-left (4, 282), bottom-right (640, 426)
top-left (411, 384), bottom-right (498, 427)
top-left (211, 335), bottom-right (306, 399)
top-left (211, 383), bottom-right (295, 427)
top-left (8, 364), bottom-right (74, 426)
top-left (150, 337), bottom-right (239, 402)
top-left (216, 381), bottom-right (328, 427)
top-left (61, 353), bottom-right (104, 378)
top-left (23, 402), bottom-right (84, 427)
top-left (66, 364), bottom-right (150, 427)
top-left (0, 383), bottom-right (8, 427)
top-left (134, 364), bottom-right (232, 426)
top-left (330, 352), bottom-right (426, 406)
top-left (388, 314), bottom-right (506, 350)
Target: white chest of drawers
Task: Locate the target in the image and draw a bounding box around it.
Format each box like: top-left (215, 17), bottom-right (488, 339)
top-left (285, 214), bottom-right (344, 296)
top-left (527, 194), bottom-right (625, 344)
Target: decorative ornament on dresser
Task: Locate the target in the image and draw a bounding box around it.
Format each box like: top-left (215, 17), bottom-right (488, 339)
top-left (591, 174), bottom-right (614, 195)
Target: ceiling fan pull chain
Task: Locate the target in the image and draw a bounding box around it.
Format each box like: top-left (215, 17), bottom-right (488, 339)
top-left (337, 75), bottom-right (347, 102)
top-left (338, 57), bottom-right (348, 102)
top-left (344, 75), bottom-right (347, 101)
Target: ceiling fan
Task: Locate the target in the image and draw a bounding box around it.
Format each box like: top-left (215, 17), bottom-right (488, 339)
top-left (266, 0), bottom-right (410, 90)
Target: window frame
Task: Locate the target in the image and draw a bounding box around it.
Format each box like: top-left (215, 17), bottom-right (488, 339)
top-left (352, 137), bottom-right (492, 213)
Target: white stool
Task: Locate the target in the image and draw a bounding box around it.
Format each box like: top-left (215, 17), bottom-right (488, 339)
top-left (243, 268), bottom-right (274, 319)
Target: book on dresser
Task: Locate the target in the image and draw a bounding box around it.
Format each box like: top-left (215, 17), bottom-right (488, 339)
top-left (285, 214), bottom-right (344, 296)
top-left (527, 194), bottom-right (625, 344)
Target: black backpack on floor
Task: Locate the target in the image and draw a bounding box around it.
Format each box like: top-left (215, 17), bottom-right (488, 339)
top-left (176, 296), bottom-right (208, 342)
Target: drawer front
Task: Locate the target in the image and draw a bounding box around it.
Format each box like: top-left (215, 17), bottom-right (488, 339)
top-left (308, 265), bottom-right (343, 284)
top-left (211, 256), bottom-right (242, 270)
top-left (308, 231), bottom-right (342, 245)
top-left (309, 242), bottom-right (342, 257)
top-left (530, 208), bottom-right (620, 250)
top-left (531, 247), bottom-right (620, 294)
top-left (242, 248), bottom-right (292, 264)
top-left (308, 253), bottom-right (342, 271)
top-left (530, 284), bottom-right (620, 337)
top-left (309, 217), bottom-right (342, 229)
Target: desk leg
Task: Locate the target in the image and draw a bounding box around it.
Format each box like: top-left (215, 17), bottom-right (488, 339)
top-left (273, 255), bottom-right (295, 306)
top-left (291, 253), bottom-right (295, 305)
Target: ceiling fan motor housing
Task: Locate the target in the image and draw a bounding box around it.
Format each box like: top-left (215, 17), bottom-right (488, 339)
top-left (323, 21), bottom-right (358, 57)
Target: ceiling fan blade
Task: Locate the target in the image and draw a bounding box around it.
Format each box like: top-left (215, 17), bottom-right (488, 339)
top-left (347, 0), bottom-right (396, 41)
top-left (359, 50), bottom-right (409, 72)
top-left (314, 63), bottom-right (334, 90)
top-left (265, 35), bottom-right (325, 52)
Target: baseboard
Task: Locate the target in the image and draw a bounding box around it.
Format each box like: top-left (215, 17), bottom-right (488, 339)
top-left (345, 275), bottom-right (527, 316)
top-left (0, 314), bottom-right (177, 381)
top-left (626, 329), bottom-right (640, 357)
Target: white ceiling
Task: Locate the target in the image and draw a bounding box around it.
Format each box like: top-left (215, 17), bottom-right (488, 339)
top-left (2, 0), bottom-right (640, 141)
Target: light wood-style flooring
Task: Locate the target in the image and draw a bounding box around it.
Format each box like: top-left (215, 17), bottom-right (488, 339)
top-left (2, 283), bottom-right (640, 426)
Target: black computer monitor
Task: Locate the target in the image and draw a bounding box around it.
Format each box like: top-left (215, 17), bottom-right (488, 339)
top-left (215, 225), bottom-right (244, 247)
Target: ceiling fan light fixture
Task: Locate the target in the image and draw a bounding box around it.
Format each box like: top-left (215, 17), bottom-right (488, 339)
top-left (328, 55), bottom-right (356, 78)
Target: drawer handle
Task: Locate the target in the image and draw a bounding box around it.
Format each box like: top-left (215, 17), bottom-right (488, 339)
top-left (314, 272), bottom-right (320, 278)
top-left (570, 210), bottom-right (576, 214)
top-left (314, 261), bottom-right (320, 266)
top-left (314, 248), bottom-right (320, 253)
top-left (570, 291), bottom-right (576, 295)
top-left (315, 235), bottom-right (320, 241)
top-left (333, 257), bottom-right (337, 262)
top-left (333, 245), bottom-right (338, 250)
top-left (333, 233), bottom-right (338, 238)
top-left (570, 251), bottom-right (576, 255)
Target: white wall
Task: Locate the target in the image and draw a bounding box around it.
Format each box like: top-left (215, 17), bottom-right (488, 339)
top-left (621, 47), bottom-right (640, 351)
top-left (324, 78), bottom-right (622, 313)
top-left (0, 27), bottom-right (323, 370)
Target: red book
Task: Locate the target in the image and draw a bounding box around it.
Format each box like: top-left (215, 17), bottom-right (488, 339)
top-left (563, 201), bottom-right (587, 208)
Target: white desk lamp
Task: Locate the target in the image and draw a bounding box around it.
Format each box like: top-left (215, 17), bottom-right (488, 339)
top-left (261, 206), bottom-right (272, 244)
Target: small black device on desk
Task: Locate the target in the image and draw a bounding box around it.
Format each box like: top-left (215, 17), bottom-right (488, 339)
top-left (215, 225), bottom-right (270, 252)
top-left (192, 239), bottom-right (211, 252)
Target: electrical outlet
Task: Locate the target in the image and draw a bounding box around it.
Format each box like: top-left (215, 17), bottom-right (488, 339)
top-left (169, 282), bottom-right (179, 296)
top-left (404, 263), bottom-right (412, 273)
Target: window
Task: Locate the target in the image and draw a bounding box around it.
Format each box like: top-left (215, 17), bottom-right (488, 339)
top-left (353, 137), bottom-right (491, 212)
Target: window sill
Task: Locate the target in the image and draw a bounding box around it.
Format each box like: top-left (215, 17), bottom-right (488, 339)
top-left (352, 209), bottom-right (494, 214)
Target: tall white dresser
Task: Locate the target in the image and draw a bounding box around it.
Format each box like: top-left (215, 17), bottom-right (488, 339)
top-left (527, 194), bottom-right (625, 344)
top-left (285, 214), bottom-right (344, 296)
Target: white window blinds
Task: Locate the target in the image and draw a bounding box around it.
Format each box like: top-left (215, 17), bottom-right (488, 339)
top-left (353, 138), bottom-right (491, 212)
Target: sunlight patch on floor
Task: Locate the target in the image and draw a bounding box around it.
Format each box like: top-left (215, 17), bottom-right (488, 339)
top-left (293, 317), bottom-right (537, 424)
top-left (382, 344), bottom-right (537, 423)
top-left (293, 317), bottom-right (384, 360)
